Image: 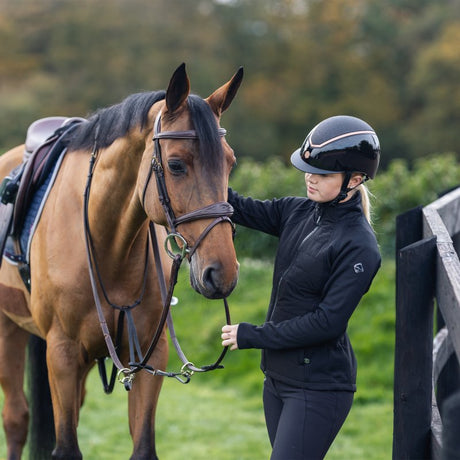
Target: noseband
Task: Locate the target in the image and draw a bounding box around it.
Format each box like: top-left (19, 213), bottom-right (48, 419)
top-left (143, 110), bottom-right (234, 260)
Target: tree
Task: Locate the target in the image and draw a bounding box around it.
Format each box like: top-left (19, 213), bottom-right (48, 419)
top-left (403, 21), bottom-right (460, 156)
top-left (0, 0), bottom-right (459, 165)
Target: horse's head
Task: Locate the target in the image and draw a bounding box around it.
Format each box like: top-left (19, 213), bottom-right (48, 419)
top-left (141, 64), bottom-right (243, 299)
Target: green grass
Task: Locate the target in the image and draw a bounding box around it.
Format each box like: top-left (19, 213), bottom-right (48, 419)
top-left (0, 258), bottom-right (395, 459)
top-left (75, 372), bottom-right (270, 460)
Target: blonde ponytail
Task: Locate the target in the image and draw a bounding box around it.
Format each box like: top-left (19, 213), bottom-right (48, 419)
top-left (349, 173), bottom-right (373, 226)
top-left (357, 183), bottom-right (372, 225)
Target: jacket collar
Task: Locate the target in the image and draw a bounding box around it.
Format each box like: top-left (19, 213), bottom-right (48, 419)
top-left (314, 192), bottom-right (362, 223)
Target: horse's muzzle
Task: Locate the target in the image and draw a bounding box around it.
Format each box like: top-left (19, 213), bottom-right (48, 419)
top-left (190, 259), bottom-right (239, 299)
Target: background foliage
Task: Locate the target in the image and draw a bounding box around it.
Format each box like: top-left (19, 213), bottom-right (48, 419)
top-left (1, 0), bottom-right (460, 166)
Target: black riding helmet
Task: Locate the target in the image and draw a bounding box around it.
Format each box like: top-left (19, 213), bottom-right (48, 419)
top-left (290, 115), bottom-right (380, 203)
top-left (291, 115), bottom-right (380, 178)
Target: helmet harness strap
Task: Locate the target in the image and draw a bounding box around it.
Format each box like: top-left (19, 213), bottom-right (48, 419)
top-left (328, 172), bottom-right (368, 207)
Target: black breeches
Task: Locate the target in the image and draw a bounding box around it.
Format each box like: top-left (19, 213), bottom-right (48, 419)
top-left (263, 376), bottom-right (354, 460)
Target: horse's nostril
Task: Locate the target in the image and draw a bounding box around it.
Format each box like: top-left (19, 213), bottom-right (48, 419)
top-left (190, 260), bottom-right (238, 299)
top-left (203, 265), bottom-right (219, 292)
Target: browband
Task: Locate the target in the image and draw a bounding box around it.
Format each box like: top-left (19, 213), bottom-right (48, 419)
top-left (152, 111), bottom-right (227, 140)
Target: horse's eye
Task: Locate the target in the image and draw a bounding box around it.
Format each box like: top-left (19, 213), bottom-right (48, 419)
top-left (167, 159), bottom-right (187, 176)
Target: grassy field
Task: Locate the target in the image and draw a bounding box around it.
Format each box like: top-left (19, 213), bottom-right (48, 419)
top-left (0, 258), bottom-right (395, 459)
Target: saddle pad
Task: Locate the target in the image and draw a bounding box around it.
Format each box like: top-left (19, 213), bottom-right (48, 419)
top-left (0, 203), bottom-right (14, 265)
top-left (4, 148), bottom-right (67, 265)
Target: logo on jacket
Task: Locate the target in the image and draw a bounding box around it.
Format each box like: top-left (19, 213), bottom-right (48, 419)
top-left (353, 263), bottom-right (364, 274)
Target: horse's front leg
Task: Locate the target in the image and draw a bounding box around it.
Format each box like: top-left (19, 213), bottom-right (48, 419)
top-left (46, 330), bottom-right (85, 460)
top-left (128, 332), bottom-right (168, 460)
top-left (0, 310), bottom-right (30, 460)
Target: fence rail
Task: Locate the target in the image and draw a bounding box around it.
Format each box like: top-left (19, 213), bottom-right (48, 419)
top-left (393, 186), bottom-right (460, 460)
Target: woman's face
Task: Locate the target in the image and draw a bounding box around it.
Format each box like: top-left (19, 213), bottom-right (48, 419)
top-left (304, 172), bottom-right (344, 203)
top-left (305, 172), bottom-right (362, 203)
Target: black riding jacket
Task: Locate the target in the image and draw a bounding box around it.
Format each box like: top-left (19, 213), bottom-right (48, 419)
top-left (228, 188), bottom-right (381, 391)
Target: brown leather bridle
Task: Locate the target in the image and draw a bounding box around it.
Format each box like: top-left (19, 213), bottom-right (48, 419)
top-left (143, 110), bottom-right (235, 259)
top-left (86, 109), bottom-right (234, 391)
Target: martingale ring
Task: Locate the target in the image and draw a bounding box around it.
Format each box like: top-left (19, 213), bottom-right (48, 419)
top-left (117, 368), bottom-right (135, 390)
top-left (164, 233), bottom-right (189, 259)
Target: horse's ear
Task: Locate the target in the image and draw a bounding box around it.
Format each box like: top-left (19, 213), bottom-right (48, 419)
top-left (206, 67), bottom-right (244, 117)
top-left (165, 63), bottom-right (190, 113)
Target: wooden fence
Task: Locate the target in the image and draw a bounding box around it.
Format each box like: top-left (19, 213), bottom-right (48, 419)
top-left (393, 186), bottom-right (460, 460)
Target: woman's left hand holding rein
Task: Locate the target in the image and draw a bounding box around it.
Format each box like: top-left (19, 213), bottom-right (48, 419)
top-left (222, 324), bottom-right (239, 350)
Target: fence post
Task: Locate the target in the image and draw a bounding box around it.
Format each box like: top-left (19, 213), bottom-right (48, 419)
top-left (395, 206), bottom-right (423, 253)
top-left (441, 391), bottom-right (460, 460)
top-left (393, 207), bottom-right (436, 459)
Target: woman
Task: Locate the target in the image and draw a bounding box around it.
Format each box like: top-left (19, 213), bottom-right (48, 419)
top-left (222, 115), bottom-right (381, 459)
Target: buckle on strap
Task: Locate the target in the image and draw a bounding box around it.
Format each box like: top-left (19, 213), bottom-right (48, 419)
top-left (164, 233), bottom-right (189, 260)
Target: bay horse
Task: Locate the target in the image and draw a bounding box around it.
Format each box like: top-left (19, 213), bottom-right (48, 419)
top-left (0, 63), bottom-right (242, 459)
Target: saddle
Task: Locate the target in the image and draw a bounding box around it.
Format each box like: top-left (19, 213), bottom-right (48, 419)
top-left (0, 116), bottom-right (86, 267)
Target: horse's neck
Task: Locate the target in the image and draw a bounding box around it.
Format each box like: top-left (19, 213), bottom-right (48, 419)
top-left (88, 143), bottom-right (148, 265)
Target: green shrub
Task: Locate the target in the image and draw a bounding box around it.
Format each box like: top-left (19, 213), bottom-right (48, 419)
top-left (230, 153), bottom-right (460, 259)
top-left (369, 153), bottom-right (460, 256)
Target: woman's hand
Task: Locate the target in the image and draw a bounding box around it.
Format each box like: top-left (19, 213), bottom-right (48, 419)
top-left (221, 324), bottom-right (239, 350)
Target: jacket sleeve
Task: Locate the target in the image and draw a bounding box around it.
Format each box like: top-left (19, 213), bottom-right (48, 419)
top-left (237, 237), bottom-right (381, 350)
top-left (228, 188), bottom-right (284, 237)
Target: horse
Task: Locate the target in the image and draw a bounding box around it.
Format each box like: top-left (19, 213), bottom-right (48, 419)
top-left (0, 63), bottom-right (243, 459)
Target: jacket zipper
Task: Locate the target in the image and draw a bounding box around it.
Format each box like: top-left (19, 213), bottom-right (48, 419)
top-left (270, 214), bottom-right (322, 320)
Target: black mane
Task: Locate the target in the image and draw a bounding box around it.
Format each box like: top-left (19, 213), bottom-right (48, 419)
top-left (65, 91), bottom-right (223, 173)
top-left (66, 91), bottom-right (166, 152)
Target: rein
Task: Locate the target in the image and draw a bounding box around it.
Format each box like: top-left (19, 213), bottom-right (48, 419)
top-left (85, 111), bottom-right (234, 391)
